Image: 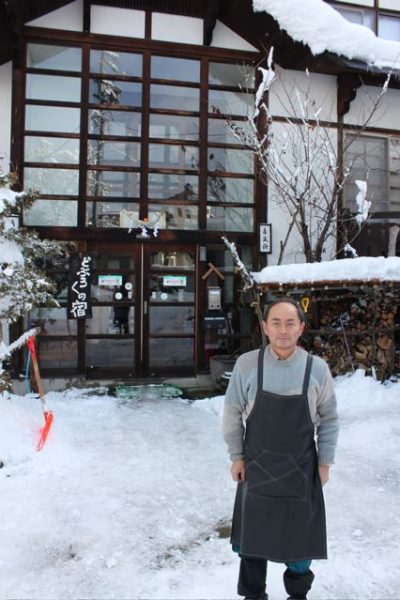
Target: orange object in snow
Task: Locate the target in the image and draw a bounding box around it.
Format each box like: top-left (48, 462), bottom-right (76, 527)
top-left (27, 336), bottom-right (54, 451)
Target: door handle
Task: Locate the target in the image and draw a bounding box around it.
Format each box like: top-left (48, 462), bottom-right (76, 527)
top-left (144, 300), bottom-right (148, 315)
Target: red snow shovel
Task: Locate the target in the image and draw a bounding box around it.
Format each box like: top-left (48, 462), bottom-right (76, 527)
top-left (27, 336), bottom-right (54, 451)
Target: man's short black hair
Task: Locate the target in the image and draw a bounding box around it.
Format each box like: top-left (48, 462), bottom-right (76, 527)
top-left (263, 298), bottom-right (306, 324)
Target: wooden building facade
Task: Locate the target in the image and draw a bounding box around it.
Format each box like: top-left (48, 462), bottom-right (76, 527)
top-left (1, 0), bottom-right (400, 380)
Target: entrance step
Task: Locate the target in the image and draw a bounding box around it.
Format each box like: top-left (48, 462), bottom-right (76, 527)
top-left (113, 383), bottom-right (183, 400)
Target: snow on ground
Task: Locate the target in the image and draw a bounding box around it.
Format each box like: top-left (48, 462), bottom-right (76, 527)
top-left (0, 372), bottom-right (399, 599)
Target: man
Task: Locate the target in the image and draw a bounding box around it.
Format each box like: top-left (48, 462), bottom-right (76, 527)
top-left (223, 299), bottom-right (339, 600)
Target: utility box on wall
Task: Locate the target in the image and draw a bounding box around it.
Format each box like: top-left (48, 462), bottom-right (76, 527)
top-left (207, 287), bottom-right (221, 310)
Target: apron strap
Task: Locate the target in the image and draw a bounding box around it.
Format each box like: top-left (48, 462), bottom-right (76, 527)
top-left (302, 353), bottom-right (314, 396)
top-left (257, 346), bottom-right (266, 394)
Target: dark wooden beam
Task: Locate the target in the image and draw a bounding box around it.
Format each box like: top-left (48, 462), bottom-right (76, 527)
top-left (337, 74), bottom-right (362, 116)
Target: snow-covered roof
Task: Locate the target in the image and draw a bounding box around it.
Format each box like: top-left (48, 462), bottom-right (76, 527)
top-left (254, 256), bottom-right (400, 286)
top-left (253, 0), bottom-right (400, 71)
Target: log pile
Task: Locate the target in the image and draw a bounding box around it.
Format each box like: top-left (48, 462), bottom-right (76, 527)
top-left (261, 283), bottom-right (400, 380)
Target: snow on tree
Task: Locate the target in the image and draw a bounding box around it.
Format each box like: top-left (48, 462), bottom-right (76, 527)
top-left (0, 172), bottom-right (67, 391)
top-left (224, 49), bottom-right (391, 263)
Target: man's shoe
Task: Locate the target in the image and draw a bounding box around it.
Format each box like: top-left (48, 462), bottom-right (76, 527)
top-left (244, 594), bottom-right (268, 600)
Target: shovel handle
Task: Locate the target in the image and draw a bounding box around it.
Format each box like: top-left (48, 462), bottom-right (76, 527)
top-left (27, 336), bottom-right (45, 401)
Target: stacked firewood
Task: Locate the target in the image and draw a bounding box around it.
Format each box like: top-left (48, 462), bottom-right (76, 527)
top-left (302, 287), bottom-right (399, 379)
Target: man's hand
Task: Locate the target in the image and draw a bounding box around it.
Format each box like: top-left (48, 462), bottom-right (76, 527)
top-left (318, 464), bottom-right (330, 486)
top-left (231, 459), bottom-right (246, 482)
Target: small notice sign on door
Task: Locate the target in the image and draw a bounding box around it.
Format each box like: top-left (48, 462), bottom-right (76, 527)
top-left (259, 223), bottom-right (272, 254)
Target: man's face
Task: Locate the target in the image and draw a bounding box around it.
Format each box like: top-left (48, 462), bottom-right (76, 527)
top-left (262, 302), bottom-right (305, 358)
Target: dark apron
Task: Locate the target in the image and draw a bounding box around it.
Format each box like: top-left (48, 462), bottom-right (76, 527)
top-left (231, 347), bottom-right (327, 562)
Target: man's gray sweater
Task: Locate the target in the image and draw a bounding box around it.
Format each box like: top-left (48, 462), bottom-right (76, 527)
top-left (223, 345), bottom-right (339, 465)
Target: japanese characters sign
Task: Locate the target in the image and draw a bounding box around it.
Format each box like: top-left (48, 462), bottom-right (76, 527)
top-left (259, 223), bottom-right (272, 254)
top-left (67, 255), bottom-right (92, 319)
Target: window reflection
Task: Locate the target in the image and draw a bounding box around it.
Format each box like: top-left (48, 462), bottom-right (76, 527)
top-left (87, 170), bottom-right (140, 197)
top-left (24, 168), bottom-right (79, 196)
top-left (149, 114), bottom-right (199, 140)
top-left (25, 137), bottom-right (80, 164)
top-left (86, 306), bottom-right (134, 335)
top-left (89, 79), bottom-right (142, 106)
top-left (25, 106), bottom-right (80, 133)
top-left (30, 307), bottom-right (77, 335)
top-left (149, 338), bottom-right (193, 367)
top-left (89, 110), bottom-right (141, 137)
top-left (90, 50), bottom-right (142, 76)
top-left (86, 202), bottom-right (139, 228)
top-left (148, 173), bottom-right (198, 200)
top-left (149, 144), bottom-right (198, 170)
top-left (207, 176), bottom-right (254, 203)
top-left (23, 199), bottom-right (77, 226)
top-left (88, 140), bottom-right (141, 166)
top-left (26, 74), bottom-right (81, 102)
top-left (87, 339), bottom-right (133, 367)
top-left (148, 204), bottom-right (198, 230)
top-left (150, 306), bottom-right (194, 333)
top-left (27, 44), bottom-right (82, 71)
top-left (207, 206), bottom-right (253, 232)
top-left (150, 251), bottom-right (195, 269)
top-left (208, 147), bottom-right (253, 174)
top-left (209, 62), bottom-right (255, 88)
top-left (209, 89), bottom-right (253, 117)
top-left (38, 339), bottom-right (77, 369)
top-left (151, 56), bottom-right (200, 82)
top-left (151, 85), bottom-right (199, 111)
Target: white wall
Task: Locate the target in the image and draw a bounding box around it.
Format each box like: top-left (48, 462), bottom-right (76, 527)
top-left (152, 13), bottom-right (202, 45)
top-left (0, 61), bottom-right (12, 175)
top-left (27, 0), bottom-right (83, 31)
top-left (91, 6), bottom-right (145, 38)
top-left (269, 67), bottom-right (337, 123)
top-left (344, 85), bottom-right (400, 131)
top-left (211, 21), bottom-right (258, 51)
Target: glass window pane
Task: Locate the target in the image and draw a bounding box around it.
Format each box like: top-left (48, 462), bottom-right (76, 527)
top-left (23, 199), bottom-right (77, 226)
top-left (150, 85), bottom-right (199, 111)
top-left (379, 16), bottom-right (400, 41)
top-left (150, 306), bottom-right (194, 334)
top-left (150, 274), bottom-right (195, 301)
top-left (149, 114), bottom-right (199, 140)
top-left (86, 339), bottom-right (134, 367)
top-left (30, 307), bottom-right (77, 335)
top-left (91, 252), bottom-right (135, 270)
top-left (209, 62), bottom-right (255, 88)
top-left (24, 167), bottom-right (79, 195)
top-left (89, 109), bottom-right (141, 137)
top-left (25, 106), bottom-right (80, 133)
top-left (26, 74), bottom-right (81, 102)
top-left (90, 50), bottom-right (142, 77)
top-left (150, 251), bottom-right (195, 269)
top-left (149, 144), bottom-right (198, 170)
top-left (86, 306), bottom-right (134, 335)
top-left (209, 89), bottom-right (253, 117)
top-left (208, 118), bottom-right (240, 145)
top-left (86, 201), bottom-right (139, 228)
top-left (148, 173), bottom-right (198, 200)
top-left (89, 79), bottom-right (142, 106)
top-left (87, 170), bottom-right (140, 197)
top-left (151, 56), bottom-right (200, 82)
top-left (344, 135), bottom-right (387, 212)
top-left (208, 176), bottom-right (254, 203)
top-left (88, 141), bottom-right (141, 166)
top-left (208, 147), bottom-right (253, 174)
top-left (207, 206), bottom-right (253, 232)
top-left (27, 44), bottom-right (82, 71)
top-left (149, 338), bottom-right (193, 367)
top-left (38, 338), bottom-right (77, 369)
top-left (91, 274), bottom-right (135, 302)
top-left (25, 137), bottom-right (80, 164)
top-left (148, 204), bottom-right (198, 230)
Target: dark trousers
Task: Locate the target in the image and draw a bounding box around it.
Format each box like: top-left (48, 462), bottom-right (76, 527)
top-left (238, 556), bottom-right (314, 599)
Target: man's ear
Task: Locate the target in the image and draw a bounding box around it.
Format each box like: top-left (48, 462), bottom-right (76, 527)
top-left (262, 320), bottom-right (268, 337)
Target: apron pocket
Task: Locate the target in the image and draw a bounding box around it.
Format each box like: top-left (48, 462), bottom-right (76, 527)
top-left (246, 449), bottom-right (308, 500)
